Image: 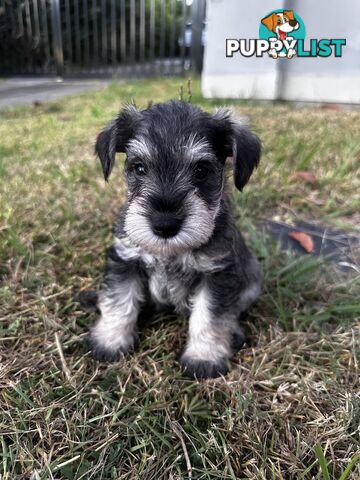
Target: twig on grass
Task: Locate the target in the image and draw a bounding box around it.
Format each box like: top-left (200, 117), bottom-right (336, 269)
top-left (169, 419), bottom-right (192, 480)
top-left (54, 332), bottom-right (74, 386)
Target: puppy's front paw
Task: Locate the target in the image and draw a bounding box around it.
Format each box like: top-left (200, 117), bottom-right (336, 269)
top-left (269, 49), bottom-right (278, 59)
top-left (179, 354), bottom-right (229, 379)
top-left (88, 327), bottom-right (138, 362)
top-left (287, 48), bottom-right (296, 59)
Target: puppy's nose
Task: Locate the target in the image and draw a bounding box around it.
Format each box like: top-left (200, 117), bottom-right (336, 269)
top-left (289, 19), bottom-right (298, 27)
top-left (151, 213), bottom-right (183, 238)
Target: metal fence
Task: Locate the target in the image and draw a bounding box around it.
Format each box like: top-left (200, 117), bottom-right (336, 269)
top-left (0, 0), bottom-right (206, 76)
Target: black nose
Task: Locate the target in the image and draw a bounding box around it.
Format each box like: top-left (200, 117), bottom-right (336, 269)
top-left (289, 19), bottom-right (298, 27)
top-left (151, 213), bottom-right (183, 238)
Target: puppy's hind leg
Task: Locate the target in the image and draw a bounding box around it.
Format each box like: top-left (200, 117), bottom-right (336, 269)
top-left (89, 246), bottom-right (145, 362)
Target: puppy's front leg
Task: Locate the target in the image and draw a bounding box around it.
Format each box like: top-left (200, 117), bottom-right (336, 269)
top-left (180, 285), bottom-right (243, 379)
top-left (268, 48), bottom-right (278, 59)
top-left (89, 247), bottom-right (145, 362)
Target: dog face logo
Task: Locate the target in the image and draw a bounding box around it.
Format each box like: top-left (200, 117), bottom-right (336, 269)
top-left (260, 9), bottom-right (304, 59)
top-left (261, 10), bottom-right (299, 41)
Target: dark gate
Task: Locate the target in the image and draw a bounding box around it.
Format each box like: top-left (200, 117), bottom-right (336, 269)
top-left (0, 0), bottom-right (206, 76)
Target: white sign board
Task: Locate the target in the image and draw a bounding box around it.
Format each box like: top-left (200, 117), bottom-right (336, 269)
top-left (202, 0), bottom-right (360, 103)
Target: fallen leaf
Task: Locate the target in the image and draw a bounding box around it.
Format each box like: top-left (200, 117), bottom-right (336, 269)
top-left (319, 103), bottom-right (341, 111)
top-left (290, 171), bottom-right (318, 185)
top-left (288, 231), bottom-right (315, 253)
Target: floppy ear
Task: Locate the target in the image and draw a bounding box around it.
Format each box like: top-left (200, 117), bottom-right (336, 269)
top-left (261, 12), bottom-right (277, 32)
top-left (231, 121), bottom-right (261, 191)
top-left (210, 109), bottom-right (261, 191)
top-left (284, 10), bottom-right (295, 20)
top-left (95, 105), bottom-right (141, 181)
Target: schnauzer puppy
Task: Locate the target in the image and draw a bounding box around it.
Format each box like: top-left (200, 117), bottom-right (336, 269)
top-left (89, 100), bottom-right (262, 379)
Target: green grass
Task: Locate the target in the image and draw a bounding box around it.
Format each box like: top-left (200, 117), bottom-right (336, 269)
top-left (0, 77), bottom-right (359, 479)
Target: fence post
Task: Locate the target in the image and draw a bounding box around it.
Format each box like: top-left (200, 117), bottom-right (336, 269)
top-left (50, 0), bottom-right (64, 76)
top-left (191, 0), bottom-right (206, 73)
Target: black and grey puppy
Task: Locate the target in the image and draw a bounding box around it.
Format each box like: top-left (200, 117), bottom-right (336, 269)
top-left (89, 100), bottom-right (262, 379)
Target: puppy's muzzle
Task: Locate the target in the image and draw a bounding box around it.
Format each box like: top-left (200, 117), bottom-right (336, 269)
top-left (151, 212), bottom-right (184, 238)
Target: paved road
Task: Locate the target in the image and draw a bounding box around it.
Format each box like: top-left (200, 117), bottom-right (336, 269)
top-left (0, 77), bottom-right (110, 108)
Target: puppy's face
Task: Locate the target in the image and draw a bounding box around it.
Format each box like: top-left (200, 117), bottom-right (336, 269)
top-left (261, 10), bottom-right (299, 40)
top-left (95, 101), bottom-right (260, 257)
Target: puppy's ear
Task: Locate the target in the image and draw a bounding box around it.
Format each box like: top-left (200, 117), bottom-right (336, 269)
top-left (261, 12), bottom-right (277, 32)
top-left (231, 120), bottom-right (261, 190)
top-left (284, 10), bottom-right (295, 20)
top-left (95, 105), bottom-right (141, 181)
top-left (210, 109), bottom-right (261, 191)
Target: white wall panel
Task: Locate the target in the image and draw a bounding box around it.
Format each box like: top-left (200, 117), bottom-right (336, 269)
top-left (202, 0), bottom-right (360, 103)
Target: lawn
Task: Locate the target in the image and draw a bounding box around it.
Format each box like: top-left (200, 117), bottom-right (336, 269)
top-left (0, 77), bottom-right (359, 480)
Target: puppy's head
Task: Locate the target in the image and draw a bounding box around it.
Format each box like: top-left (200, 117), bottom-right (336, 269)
top-left (261, 10), bottom-right (299, 40)
top-left (96, 100), bottom-right (260, 256)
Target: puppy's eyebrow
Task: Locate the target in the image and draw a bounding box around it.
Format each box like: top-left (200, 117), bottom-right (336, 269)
top-left (183, 135), bottom-right (213, 160)
top-left (127, 137), bottom-right (155, 160)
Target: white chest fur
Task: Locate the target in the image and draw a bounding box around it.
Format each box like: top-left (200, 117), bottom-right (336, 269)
top-left (148, 267), bottom-right (189, 312)
top-left (114, 236), bottom-right (230, 313)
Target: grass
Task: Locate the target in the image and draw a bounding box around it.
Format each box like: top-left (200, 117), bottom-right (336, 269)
top-left (0, 77), bottom-right (359, 479)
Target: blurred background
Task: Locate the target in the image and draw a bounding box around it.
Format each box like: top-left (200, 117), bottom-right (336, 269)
top-left (0, 0), bottom-right (206, 77)
top-left (1, 0), bottom-right (359, 103)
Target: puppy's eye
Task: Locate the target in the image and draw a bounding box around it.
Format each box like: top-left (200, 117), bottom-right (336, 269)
top-left (277, 18), bottom-right (282, 24)
top-left (133, 163), bottom-right (147, 177)
top-left (193, 163), bottom-right (210, 181)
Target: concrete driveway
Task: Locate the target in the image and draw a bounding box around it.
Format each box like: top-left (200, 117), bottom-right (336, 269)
top-left (0, 77), bottom-right (110, 108)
